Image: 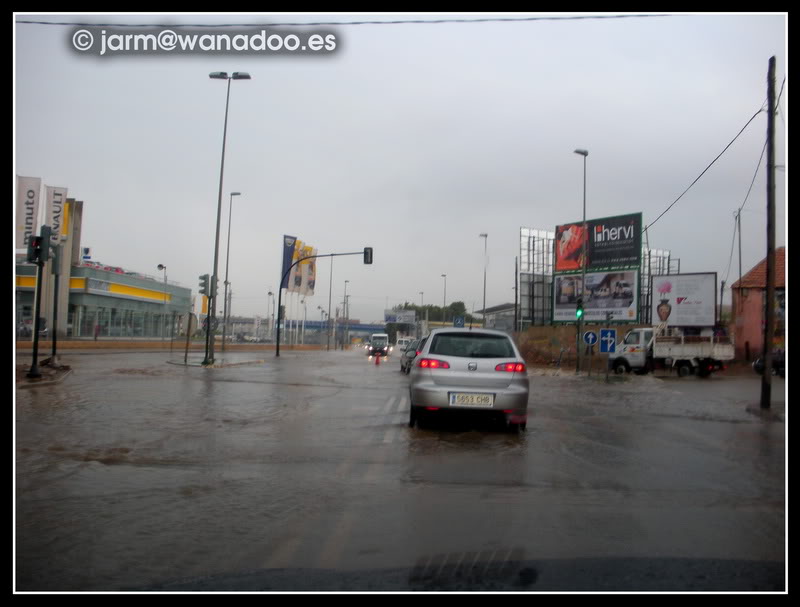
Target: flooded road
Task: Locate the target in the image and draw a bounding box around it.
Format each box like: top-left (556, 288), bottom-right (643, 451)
top-left (15, 349), bottom-right (785, 591)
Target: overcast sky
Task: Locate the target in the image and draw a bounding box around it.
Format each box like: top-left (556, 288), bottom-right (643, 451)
top-left (14, 12), bottom-right (787, 324)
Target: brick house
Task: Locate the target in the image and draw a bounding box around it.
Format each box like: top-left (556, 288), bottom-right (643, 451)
top-left (730, 247), bottom-right (785, 361)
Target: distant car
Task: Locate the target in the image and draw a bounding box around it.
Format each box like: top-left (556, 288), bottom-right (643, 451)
top-left (753, 350), bottom-right (785, 377)
top-left (399, 339), bottom-right (421, 374)
top-left (408, 328), bottom-right (530, 432)
top-left (396, 337), bottom-right (412, 350)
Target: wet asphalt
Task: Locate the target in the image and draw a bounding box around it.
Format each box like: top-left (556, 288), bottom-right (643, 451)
top-left (14, 348), bottom-right (786, 591)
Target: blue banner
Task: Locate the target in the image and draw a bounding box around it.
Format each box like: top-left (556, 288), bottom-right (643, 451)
top-left (280, 235), bottom-right (297, 289)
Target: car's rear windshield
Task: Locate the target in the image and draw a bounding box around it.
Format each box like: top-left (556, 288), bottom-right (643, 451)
top-left (428, 333), bottom-right (515, 358)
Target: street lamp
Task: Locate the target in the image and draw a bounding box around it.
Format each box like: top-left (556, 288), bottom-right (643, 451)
top-left (419, 291), bottom-right (424, 307)
top-left (267, 290), bottom-right (275, 340)
top-left (222, 191), bottom-right (241, 352)
top-left (203, 71), bottom-right (251, 366)
top-left (574, 148), bottom-right (588, 373)
top-left (441, 273), bottom-right (447, 323)
top-left (479, 233), bottom-right (488, 327)
top-left (344, 280), bottom-right (349, 348)
top-left (157, 264), bottom-right (167, 340)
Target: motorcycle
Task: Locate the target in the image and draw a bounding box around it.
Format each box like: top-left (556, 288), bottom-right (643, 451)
top-left (752, 350), bottom-right (785, 378)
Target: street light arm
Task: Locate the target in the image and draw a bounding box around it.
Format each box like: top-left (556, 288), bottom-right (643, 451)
top-left (275, 250), bottom-right (370, 357)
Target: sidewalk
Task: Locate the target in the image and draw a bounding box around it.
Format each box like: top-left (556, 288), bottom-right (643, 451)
top-left (16, 359), bottom-right (73, 389)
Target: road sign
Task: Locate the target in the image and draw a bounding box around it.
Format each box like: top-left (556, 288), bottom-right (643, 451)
top-left (583, 331), bottom-right (598, 346)
top-left (453, 316), bottom-right (465, 328)
top-left (600, 328), bottom-right (617, 353)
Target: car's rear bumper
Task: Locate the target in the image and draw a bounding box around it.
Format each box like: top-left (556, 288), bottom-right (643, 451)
top-left (409, 378), bottom-right (529, 417)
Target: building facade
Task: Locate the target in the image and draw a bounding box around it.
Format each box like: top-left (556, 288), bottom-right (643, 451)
top-left (16, 262), bottom-right (193, 339)
top-left (730, 247), bottom-right (785, 361)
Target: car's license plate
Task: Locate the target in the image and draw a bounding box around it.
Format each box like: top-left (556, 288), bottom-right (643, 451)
top-left (449, 393), bottom-right (494, 407)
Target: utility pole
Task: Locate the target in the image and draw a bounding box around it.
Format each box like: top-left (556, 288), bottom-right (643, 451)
top-left (760, 56), bottom-right (776, 410)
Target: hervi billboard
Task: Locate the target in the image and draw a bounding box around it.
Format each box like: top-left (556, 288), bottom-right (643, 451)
top-left (651, 273), bottom-right (717, 327)
top-left (555, 212), bottom-right (642, 273)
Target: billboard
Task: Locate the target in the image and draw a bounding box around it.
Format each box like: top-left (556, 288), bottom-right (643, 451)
top-left (385, 310), bottom-right (416, 324)
top-left (651, 273), bottom-right (716, 327)
top-left (555, 213), bottom-right (642, 273)
top-left (553, 270), bottom-right (639, 323)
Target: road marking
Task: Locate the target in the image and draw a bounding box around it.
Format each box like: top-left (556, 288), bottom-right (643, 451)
top-left (315, 510), bottom-right (359, 569)
top-left (382, 395), bottom-right (397, 415)
top-left (262, 522), bottom-right (305, 569)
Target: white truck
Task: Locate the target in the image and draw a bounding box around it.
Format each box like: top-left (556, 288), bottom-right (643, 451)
top-left (610, 323), bottom-right (734, 378)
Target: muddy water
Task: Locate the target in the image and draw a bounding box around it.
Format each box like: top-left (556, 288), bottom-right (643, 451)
top-left (15, 350), bottom-right (785, 590)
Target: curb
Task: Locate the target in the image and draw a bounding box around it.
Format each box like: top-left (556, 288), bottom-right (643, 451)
top-left (166, 359), bottom-right (268, 369)
top-left (17, 368), bottom-right (73, 389)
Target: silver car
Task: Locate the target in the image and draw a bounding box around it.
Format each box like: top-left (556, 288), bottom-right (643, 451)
top-left (408, 328), bottom-right (530, 431)
top-left (399, 339), bottom-right (421, 374)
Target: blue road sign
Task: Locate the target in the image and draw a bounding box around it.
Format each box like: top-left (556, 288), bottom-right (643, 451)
top-left (583, 331), bottom-right (598, 346)
top-left (600, 328), bottom-right (617, 353)
top-left (453, 316), bottom-right (465, 328)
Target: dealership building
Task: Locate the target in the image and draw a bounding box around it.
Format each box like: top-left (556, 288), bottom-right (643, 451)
top-left (15, 197), bottom-right (193, 339)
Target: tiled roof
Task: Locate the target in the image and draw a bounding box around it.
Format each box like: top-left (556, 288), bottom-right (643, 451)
top-left (731, 246), bottom-right (785, 289)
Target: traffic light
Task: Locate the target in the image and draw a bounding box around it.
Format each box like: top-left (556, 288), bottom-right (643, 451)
top-left (575, 297), bottom-right (584, 320)
top-left (26, 226), bottom-right (52, 264)
top-left (26, 236), bottom-right (43, 263)
top-left (210, 275), bottom-right (218, 298)
top-left (199, 274), bottom-right (210, 295)
top-left (363, 247), bottom-right (373, 265)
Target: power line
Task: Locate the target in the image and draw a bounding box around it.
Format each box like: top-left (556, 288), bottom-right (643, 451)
top-left (15, 14), bottom-right (671, 28)
top-left (644, 106), bottom-right (765, 232)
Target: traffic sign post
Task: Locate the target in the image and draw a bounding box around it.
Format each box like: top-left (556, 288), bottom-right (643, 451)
top-left (584, 331), bottom-right (598, 376)
top-left (600, 328), bottom-right (617, 383)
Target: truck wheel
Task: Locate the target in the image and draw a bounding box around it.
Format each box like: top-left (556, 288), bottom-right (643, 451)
top-left (612, 360), bottom-right (629, 375)
top-left (677, 363), bottom-right (693, 378)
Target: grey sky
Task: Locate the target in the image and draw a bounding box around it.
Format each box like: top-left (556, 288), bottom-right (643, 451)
top-left (14, 12), bottom-right (787, 324)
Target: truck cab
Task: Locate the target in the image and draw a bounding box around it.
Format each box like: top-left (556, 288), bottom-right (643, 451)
top-left (367, 333), bottom-right (390, 357)
top-left (612, 327), bottom-right (654, 374)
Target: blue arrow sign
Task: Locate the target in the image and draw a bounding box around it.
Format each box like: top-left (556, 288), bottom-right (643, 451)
top-left (453, 316), bottom-right (465, 328)
top-left (583, 331), bottom-right (598, 345)
top-left (600, 329), bottom-right (617, 353)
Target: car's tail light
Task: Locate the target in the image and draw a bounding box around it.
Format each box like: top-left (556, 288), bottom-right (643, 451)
top-left (417, 358), bottom-right (450, 369)
top-left (495, 362), bottom-right (526, 373)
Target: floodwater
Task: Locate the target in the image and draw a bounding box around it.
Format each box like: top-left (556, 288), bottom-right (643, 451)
top-left (15, 349), bottom-right (786, 591)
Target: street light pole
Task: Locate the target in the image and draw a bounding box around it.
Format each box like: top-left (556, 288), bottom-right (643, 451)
top-left (157, 264), bottom-right (167, 340)
top-left (479, 233), bottom-right (488, 327)
top-left (222, 191), bottom-right (241, 352)
top-left (441, 273), bottom-right (447, 323)
top-left (267, 290), bottom-right (274, 341)
top-left (344, 280), bottom-right (349, 348)
top-left (574, 148), bottom-right (589, 374)
top-left (203, 71), bottom-right (250, 366)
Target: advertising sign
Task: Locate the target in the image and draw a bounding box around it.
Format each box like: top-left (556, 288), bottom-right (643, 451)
top-left (299, 246), bottom-right (317, 296)
top-left (553, 270), bottom-right (639, 323)
top-left (280, 235), bottom-right (297, 289)
top-left (385, 310), bottom-right (416, 324)
top-left (555, 213), bottom-right (642, 273)
top-left (46, 186), bottom-right (69, 244)
top-left (651, 273), bottom-right (716, 327)
top-left (288, 239), bottom-right (305, 293)
top-left (16, 176), bottom-right (41, 249)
